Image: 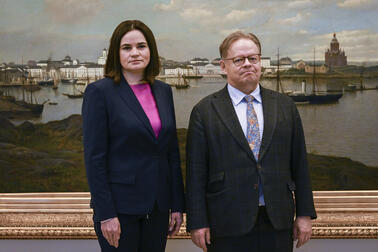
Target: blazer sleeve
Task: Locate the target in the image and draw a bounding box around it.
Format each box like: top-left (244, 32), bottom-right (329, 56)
top-left (290, 103), bottom-right (317, 219)
top-left (167, 86), bottom-right (185, 213)
top-left (82, 84), bottom-right (117, 222)
top-left (186, 105), bottom-right (210, 231)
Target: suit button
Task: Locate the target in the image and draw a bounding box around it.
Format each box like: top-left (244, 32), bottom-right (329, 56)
top-left (257, 164), bottom-right (262, 169)
top-left (254, 184), bottom-right (258, 190)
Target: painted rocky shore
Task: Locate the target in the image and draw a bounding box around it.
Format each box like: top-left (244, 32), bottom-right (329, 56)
top-left (0, 115), bottom-right (377, 192)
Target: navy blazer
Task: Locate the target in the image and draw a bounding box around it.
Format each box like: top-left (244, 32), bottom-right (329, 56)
top-left (82, 76), bottom-right (185, 222)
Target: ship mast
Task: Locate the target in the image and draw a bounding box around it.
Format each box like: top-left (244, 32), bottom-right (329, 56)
top-left (312, 48), bottom-right (316, 94)
top-left (276, 48), bottom-right (283, 93)
top-left (276, 48), bottom-right (280, 92)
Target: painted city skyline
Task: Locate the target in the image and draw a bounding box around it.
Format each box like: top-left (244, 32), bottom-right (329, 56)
top-left (0, 0), bottom-right (377, 64)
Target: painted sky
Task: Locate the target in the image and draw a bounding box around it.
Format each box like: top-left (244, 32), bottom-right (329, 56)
top-left (0, 0), bottom-right (377, 64)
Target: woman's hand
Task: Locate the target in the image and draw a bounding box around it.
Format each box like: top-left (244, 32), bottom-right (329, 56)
top-left (101, 217), bottom-right (121, 248)
top-left (168, 212), bottom-right (183, 237)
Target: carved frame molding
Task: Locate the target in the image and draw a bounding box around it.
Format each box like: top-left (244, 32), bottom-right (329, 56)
top-left (1, 191), bottom-right (377, 239)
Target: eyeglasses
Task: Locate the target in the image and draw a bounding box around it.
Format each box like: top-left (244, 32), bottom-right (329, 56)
top-left (223, 54), bottom-right (261, 67)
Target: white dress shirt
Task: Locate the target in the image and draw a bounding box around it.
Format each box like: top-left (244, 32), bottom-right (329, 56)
top-left (227, 84), bottom-right (264, 140)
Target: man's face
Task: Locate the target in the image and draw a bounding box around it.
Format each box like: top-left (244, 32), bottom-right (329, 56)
top-left (220, 38), bottom-right (261, 94)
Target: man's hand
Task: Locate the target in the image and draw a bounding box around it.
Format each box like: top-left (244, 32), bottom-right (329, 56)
top-left (293, 216), bottom-right (312, 248)
top-left (191, 227), bottom-right (211, 252)
top-left (168, 212), bottom-right (183, 237)
top-left (101, 217), bottom-right (121, 248)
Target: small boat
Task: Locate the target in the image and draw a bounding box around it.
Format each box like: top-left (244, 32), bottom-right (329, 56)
top-left (183, 74), bottom-right (203, 79)
top-left (48, 101), bottom-right (58, 105)
top-left (61, 78), bottom-right (78, 84)
top-left (38, 79), bottom-right (54, 86)
top-left (63, 93), bottom-right (83, 98)
top-left (344, 84), bottom-right (357, 91)
top-left (62, 81), bottom-right (84, 98)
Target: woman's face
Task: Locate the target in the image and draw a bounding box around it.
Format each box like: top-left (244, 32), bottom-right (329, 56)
top-left (119, 29), bottom-right (150, 75)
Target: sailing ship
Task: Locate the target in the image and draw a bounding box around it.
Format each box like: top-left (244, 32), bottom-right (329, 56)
top-left (61, 70), bottom-right (77, 84)
top-left (284, 49), bottom-right (342, 104)
top-left (0, 82), bottom-right (45, 118)
top-left (62, 81), bottom-right (84, 98)
top-left (183, 68), bottom-right (203, 79)
top-left (169, 73), bottom-right (190, 89)
top-left (19, 74), bottom-right (46, 114)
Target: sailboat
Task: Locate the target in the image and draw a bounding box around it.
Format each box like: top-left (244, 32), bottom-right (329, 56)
top-left (61, 69), bottom-right (77, 84)
top-left (18, 75), bottom-right (45, 114)
top-left (169, 73), bottom-right (190, 89)
top-left (3, 73), bottom-right (46, 116)
top-left (62, 81), bottom-right (84, 98)
top-left (183, 68), bottom-right (203, 79)
top-left (286, 49), bottom-right (342, 104)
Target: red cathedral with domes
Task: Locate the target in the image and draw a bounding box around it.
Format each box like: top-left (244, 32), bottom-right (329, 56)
top-left (325, 33), bottom-right (347, 68)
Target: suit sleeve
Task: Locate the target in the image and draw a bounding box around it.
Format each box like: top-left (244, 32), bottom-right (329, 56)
top-left (186, 105), bottom-right (209, 231)
top-left (290, 103), bottom-right (317, 219)
top-left (82, 84), bottom-right (117, 222)
top-left (167, 86), bottom-right (185, 213)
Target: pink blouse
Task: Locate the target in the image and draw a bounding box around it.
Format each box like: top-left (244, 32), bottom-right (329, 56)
top-left (130, 83), bottom-right (162, 138)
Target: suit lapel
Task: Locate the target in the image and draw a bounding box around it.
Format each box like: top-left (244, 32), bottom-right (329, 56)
top-left (258, 86), bottom-right (277, 161)
top-left (150, 81), bottom-right (167, 142)
top-left (212, 85), bottom-right (256, 162)
top-left (115, 76), bottom-right (156, 140)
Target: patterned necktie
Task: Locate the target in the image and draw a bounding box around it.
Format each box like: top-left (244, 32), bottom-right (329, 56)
top-left (245, 95), bottom-right (265, 205)
top-left (245, 95), bottom-right (261, 160)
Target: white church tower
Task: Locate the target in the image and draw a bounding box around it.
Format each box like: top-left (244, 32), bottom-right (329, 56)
top-left (97, 48), bottom-right (107, 65)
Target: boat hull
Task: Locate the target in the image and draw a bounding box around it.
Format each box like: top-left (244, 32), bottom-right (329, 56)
top-left (288, 93), bottom-right (343, 104)
top-left (308, 93), bottom-right (343, 104)
top-left (38, 80), bottom-right (54, 86)
top-left (288, 94), bottom-right (310, 103)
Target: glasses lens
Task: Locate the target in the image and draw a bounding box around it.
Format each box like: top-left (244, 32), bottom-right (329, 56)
top-left (233, 57), bottom-right (244, 66)
top-left (248, 55), bottom-right (259, 64)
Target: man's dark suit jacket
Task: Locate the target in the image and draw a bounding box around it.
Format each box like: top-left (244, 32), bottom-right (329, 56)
top-left (186, 85), bottom-right (316, 237)
top-left (82, 77), bottom-right (185, 222)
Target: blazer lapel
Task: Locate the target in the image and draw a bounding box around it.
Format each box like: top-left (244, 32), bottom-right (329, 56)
top-left (115, 77), bottom-right (156, 140)
top-left (258, 86), bottom-right (277, 161)
top-left (150, 81), bottom-right (167, 142)
top-left (212, 85), bottom-right (256, 162)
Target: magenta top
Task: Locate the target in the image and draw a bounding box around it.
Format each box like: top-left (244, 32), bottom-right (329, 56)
top-left (130, 83), bottom-right (162, 138)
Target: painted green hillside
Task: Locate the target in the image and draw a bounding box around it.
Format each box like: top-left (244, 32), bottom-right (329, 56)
top-left (0, 115), bottom-right (377, 192)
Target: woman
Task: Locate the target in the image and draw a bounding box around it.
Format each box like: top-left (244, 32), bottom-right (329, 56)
top-left (82, 20), bottom-right (185, 251)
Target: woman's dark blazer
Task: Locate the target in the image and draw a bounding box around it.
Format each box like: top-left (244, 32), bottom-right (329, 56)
top-left (82, 76), bottom-right (185, 222)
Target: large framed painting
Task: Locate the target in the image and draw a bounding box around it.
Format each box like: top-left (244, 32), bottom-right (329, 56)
top-left (1, 0), bottom-right (378, 242)
top-left (0, 0), bottom-right (377, 193)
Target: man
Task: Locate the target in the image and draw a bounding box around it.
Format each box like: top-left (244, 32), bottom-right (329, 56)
top-left (186, 31), bottom-right (317, 252)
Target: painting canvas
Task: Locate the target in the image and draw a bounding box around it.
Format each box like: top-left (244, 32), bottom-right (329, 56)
top-left (0, 0), bottom-right (377, 192)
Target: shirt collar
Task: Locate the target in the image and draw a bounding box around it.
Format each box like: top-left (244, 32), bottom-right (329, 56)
top-left (227, 83), bottom-right (262, 106)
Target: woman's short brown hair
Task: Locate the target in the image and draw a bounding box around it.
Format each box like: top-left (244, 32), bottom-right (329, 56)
top-left (219, 31), bottom-right (261, 58)
top-left (104, 20), bottom-right (160, 84)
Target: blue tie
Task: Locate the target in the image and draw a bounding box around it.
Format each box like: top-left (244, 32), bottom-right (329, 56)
top-left (245, 95), bottom-right (265, 206)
